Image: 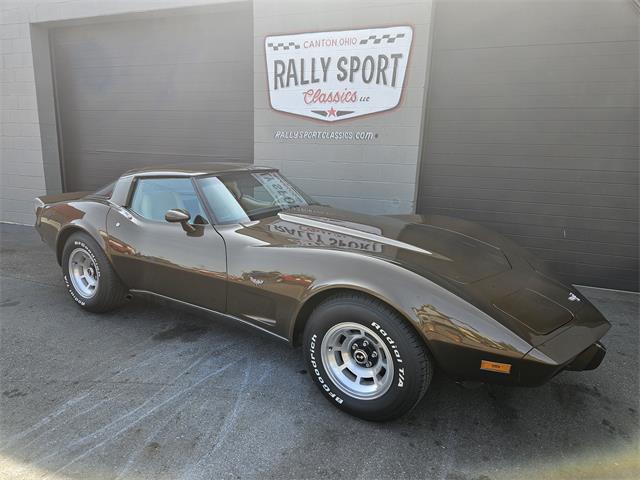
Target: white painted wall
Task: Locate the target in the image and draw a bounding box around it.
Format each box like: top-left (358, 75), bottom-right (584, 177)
top-left (253, 0), bottom-right (433, 215)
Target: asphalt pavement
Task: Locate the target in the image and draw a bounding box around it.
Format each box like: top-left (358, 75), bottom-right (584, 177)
top-left (0, 223), bottom-right (638, 480)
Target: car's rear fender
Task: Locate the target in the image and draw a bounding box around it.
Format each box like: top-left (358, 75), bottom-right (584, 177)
top-left (35, 199), bottom-right (112, 265)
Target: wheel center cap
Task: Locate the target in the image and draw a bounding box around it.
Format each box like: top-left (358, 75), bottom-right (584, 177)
top-left (353, 349), bottom-right (368, 365)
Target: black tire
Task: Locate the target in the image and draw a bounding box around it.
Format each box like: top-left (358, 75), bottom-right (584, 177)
top-left (303, 293), bottom-right (433, 421)
top-left (61, 232), bottom-right (127, 313)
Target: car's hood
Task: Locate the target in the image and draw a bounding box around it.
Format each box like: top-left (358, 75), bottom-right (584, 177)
top-left (244, 205), bottom-right (600, 343)
top-left (248, 205), bottom-right (511, 285)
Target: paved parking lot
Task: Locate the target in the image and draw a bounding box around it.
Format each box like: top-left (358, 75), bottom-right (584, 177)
top-left (0, 223), bottom-right (638, 480)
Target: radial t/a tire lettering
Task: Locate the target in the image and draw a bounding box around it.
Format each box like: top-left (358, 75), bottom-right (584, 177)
top-left (303, 293), bottom-right (433, 421)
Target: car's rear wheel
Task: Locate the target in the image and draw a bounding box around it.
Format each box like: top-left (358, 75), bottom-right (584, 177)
top-left (303, 293), bottom-right (433, 421)
top-left (61, 232), bottom-right (127, 312)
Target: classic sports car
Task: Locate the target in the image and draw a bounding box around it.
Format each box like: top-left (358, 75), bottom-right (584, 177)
top-left (34, 163), bottom-right (610, 421)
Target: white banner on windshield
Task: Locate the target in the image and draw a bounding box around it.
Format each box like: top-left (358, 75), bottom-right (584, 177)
top-left (253, 171), bottom-right (308, 208)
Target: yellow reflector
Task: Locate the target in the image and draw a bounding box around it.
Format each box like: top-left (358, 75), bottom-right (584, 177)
top-left (480, 360), bottom-right (512, 374)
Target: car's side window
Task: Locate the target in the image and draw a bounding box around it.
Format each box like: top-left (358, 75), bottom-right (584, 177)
top-left (197, 176), bottom-right (250, 224)
top-left (129, 177), bottom-right (208, 224)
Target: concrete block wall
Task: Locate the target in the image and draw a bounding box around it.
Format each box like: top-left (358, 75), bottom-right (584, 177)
top-left (253, 0), bottom-right (433, 215)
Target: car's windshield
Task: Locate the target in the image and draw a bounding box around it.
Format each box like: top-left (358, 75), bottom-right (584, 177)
top-left (197, 171), bottom-right (316, 224)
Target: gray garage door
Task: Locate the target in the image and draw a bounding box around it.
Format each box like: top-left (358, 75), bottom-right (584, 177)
top-left (50, 2), bottom-right (253, 192)
top-left (418, 0), bottom-right (639, 291)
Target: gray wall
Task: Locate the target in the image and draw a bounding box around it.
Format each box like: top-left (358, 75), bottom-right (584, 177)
top-left (418, 0), bottom-right (639, 291)
top-left (50, 2), bottom-right (253, 192)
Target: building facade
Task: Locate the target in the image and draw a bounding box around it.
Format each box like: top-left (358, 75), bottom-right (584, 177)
top-left (1, 0), bottom-right (638, 290)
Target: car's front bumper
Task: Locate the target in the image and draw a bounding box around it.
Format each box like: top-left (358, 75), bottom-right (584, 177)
top-left (518, 305), bottom-right (610, 386)
top-left (565, 341), bottom-right (607, 371)
top-left (431, 299), bottom-right (610, 387)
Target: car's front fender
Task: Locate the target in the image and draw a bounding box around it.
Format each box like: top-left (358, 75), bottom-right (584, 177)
top-left (289, 251), bottom-right (534, 369)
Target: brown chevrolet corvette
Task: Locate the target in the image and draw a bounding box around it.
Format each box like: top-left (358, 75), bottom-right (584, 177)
top-left (34, 163), bottom-right (610, 421)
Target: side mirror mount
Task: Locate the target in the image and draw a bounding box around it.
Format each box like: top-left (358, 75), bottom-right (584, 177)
top-left (165, 208), bottom-right (195, 232)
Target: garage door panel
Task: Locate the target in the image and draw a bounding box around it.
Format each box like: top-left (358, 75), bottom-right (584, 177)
top-left (64, 134), bottom-right (254, 155)
top-left (425, 131), bottom-right (637, 148)
top-left (436, 39), bottom-right (638, 65)
top-left (549, 262), bottom-right (639, 292)
top-left (423, 164), bottom-right (638, 185)
top-left (506, 235), bottom-right (640, 260)
top-left (63, 116), bottom-right (254, 150)
top-left (64, 77), bottom-right (253, 99)
top-left (64, 110), bottom-right (252, 132)
top-left (52, 3), bottom-right (253, 192)
top-left (526, 247), bottom-right (638, 272)
top-left (58, 64), bottom-right (252, 97)
top-left (419, 176), bottom-right (638, 197)
top-left (424, 154), bottom-right (639, 172)
top-left (63, 151), bottom-right (249, 191)
top-left (487, 222), bottom-right (638, 248)
top-left (427, 107), bottom-right (638, 123)
top-left (422, 185), bottom-right (635, 210)
top-left (431, 79), bottom-right (638, 99)
top-left (422, 211), bottom-right (640, 247)
top-left (66, 61), bottom-right (252, 83)
top-left (64, 140), bottom-right (253, 162)
top-left (53, 15), bottom-right (249, 65)
top-left (433, 0), bottom-right (636, 48)
top-left (433, 56), bottom-right (638, 81)
top-left (424, 141), bottom-right (636, 160)
top-left (423, 197), bottom-right (637, 223)
top-left (429, 119), bottom-right (639, 136)
top-left (419, 206), bottom-right (638, 235)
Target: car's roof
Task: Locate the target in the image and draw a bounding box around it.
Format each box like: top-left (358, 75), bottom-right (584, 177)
top-left (122, 162), bottom-right (275, 178)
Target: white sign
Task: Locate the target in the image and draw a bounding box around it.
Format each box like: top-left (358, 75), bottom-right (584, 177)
top-left (265, 26), bottom-right (413, 122)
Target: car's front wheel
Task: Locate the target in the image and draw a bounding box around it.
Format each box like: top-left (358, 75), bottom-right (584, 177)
top-left (303, 293), bottom-right (433, 421)
top-left (61, 232), bottom-right (127, 313)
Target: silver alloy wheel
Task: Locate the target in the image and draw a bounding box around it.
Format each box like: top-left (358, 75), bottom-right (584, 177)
top-left (68, 247), bottom-right (99, 298)
top-left (320, 322), bottom-right (395, 400)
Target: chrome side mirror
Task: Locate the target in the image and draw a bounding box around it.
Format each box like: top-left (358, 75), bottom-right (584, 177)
top-left (165, 208), bottom-right (195, 232)
top-left (165, 208), bottom-right (190, 223)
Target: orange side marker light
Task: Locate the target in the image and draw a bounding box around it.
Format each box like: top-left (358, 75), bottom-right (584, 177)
top-left (480, 360), bottom-right (512, 374)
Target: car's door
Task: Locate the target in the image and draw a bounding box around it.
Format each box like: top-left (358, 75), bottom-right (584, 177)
top-left (105, 176), bottom-right (227, 313)
top-left (194, 172), bottom-right (305, 339)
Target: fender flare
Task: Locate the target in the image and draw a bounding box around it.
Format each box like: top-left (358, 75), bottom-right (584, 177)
top-left (55, 223), bottom-right (110, 266)
top-left (288, 281), bottom-right (430, 351)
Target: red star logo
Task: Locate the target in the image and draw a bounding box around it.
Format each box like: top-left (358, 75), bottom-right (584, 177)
top-left (327, 107), bottom-right (337, 117)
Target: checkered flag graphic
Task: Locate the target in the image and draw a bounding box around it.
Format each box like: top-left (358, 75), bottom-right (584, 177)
top-left (359, 33), bottom-right (406, 45)
top-left (267, 41), bottom-right (301, 51)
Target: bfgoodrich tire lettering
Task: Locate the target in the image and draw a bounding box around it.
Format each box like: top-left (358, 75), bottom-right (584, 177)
top-left (303, 293), bottom-right (433, 421)
top-left (61, 232), bottom-right (127, 313)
